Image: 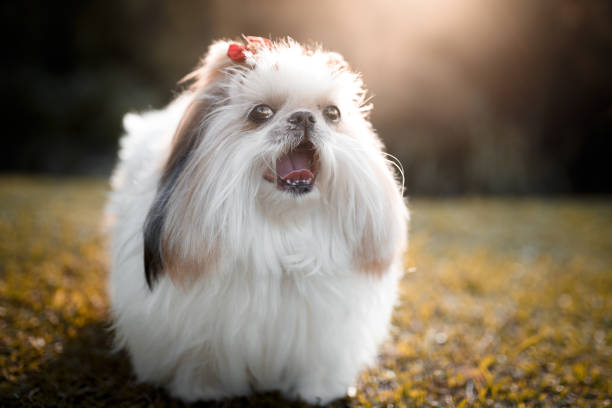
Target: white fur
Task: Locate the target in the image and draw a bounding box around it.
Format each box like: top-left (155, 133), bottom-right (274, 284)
top-left (107, 38), bottom-right (408, 405)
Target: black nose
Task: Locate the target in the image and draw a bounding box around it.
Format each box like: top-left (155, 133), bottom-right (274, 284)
top-left (288, 111), bottom-right (316, 128)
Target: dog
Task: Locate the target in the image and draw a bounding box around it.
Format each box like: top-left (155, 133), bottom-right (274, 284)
top-left (106, 36), bottom-right (408, 404)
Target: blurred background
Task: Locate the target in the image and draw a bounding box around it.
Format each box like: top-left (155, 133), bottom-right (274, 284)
top-left (3, 0), bottom-right (611, 195)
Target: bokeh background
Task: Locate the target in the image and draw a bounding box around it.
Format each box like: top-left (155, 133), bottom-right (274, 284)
top-left (4, 0), bottom-right (612, 195)
top-left (2, 2), bottom-right (612, 406)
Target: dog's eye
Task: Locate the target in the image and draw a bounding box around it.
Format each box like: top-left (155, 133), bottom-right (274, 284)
top-left (249, 104), bottom-right (274, 123)
top-left (323, 105), bottom-right (341, 123)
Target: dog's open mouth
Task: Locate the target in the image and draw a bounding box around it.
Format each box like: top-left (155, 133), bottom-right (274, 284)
top-left (271, 141), bottom-right (317, 194)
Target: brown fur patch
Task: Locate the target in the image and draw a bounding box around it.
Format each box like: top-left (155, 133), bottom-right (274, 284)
top-left (356, 215), bottom-right (395, 278)
top-left (360, 255), bottom-right (395, 277)
top-left (161, 239), bottom-right (218, 289)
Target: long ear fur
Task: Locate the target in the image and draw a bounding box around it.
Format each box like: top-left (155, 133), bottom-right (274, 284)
top-left (339, 128), bottom-right (407, 276)
top-left (356, 159), bottom-right (408, 276)
top-left (143, 99), bottom-right (210, 288)
top-left (143, 41), bottom-right (235, 289)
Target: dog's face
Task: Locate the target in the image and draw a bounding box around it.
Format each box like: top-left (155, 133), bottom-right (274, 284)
top-left (143, 38), bottom-right (404, 287)
top-left (228, 46), bottom-right (367, 198)
top-left (174, 39), bottom-right (374, 205)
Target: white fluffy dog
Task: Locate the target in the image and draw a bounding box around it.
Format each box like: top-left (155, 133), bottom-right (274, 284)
top-left (106, 36), bottom-right (408, 404)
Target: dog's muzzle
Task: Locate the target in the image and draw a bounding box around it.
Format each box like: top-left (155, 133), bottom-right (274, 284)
top-left (267, 111), bottom-right (319, 194)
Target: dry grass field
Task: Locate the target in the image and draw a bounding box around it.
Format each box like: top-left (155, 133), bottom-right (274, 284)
top-left (0, 176), bottom-right (610, 407)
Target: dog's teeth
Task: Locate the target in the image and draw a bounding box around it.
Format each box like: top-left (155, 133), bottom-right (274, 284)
top-left (283, 177), bottom-right (315, 187)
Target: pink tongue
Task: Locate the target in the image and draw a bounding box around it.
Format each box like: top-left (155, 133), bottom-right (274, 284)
top-left (276, 149), bottom-right (314, 180)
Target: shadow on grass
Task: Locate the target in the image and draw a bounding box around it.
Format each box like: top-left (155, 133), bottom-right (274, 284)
top-left (3, 322), bottom-right (332, 408)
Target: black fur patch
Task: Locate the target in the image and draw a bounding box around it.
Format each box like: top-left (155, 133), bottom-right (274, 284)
top-left (143, 182), bottom-right (172, 289)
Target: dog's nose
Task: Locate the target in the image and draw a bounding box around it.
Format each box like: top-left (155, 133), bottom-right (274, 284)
top-left (288, 111), bottom-right (316, 128)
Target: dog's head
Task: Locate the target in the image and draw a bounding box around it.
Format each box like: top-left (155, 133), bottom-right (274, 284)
top-left (144, 37), bottom-right (406, 288)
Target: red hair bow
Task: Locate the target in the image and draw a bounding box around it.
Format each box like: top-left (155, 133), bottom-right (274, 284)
top-left (227, 36), bottom-right (272, 62)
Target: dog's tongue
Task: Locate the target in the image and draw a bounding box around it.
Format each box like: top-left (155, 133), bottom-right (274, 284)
top-left (276, 148), bottom-right (314, 181)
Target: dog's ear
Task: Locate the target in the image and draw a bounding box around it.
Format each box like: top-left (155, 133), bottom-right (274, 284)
top-left (143, 98), bottom-right (210, 289)
top-left (143, 40), bottom-right (237, 289)
top-left (355, 161), bottom-right (408, 277)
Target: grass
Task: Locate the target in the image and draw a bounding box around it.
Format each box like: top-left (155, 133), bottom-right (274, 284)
top-left (0, 175), bottom-right (610, 407)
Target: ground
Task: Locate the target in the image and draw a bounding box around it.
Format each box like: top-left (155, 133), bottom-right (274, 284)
top-left (0, 176), bottom-right (610, 407)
